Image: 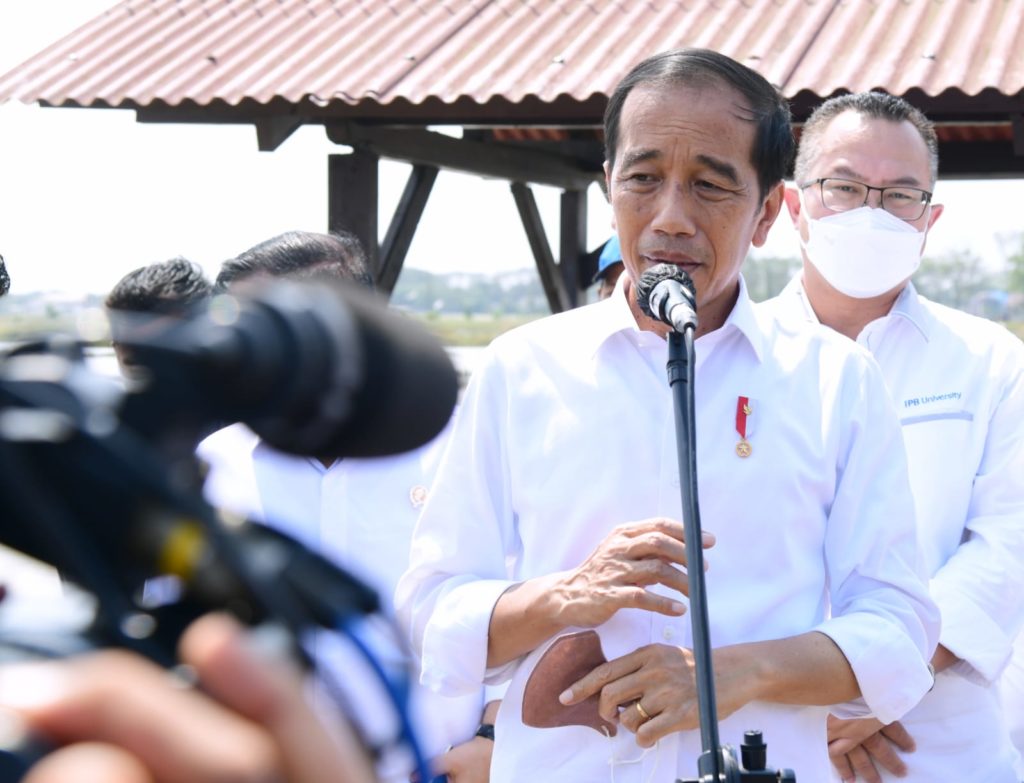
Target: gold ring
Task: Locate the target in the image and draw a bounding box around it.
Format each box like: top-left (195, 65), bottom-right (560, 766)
top-left (634, 701), bottom-right (651, 722)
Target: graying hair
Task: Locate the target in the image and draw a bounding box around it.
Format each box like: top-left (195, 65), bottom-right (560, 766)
top-left (794, 92), bottom-right (939, 185)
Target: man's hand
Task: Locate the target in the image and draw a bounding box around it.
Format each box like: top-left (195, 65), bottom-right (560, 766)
top-left (0, 613), bottom-right (378, 783)
top-left (557, 643), bottom-right (753, 748)
top-left (827, 714), bottom-right (915, 782)
top-left (487, 518), bottom-right (714, 668)
top-left (430, 735), bottom-right (493, 783)
top-left (552, 518), bottom-right (714, 629)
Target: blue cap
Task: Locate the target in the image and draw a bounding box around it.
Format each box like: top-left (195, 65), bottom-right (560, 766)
top-left (593, 236), bottom-right (623, 283)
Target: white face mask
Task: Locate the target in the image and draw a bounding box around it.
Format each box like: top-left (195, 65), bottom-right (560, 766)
top-left (800, 200), bottom-right (928, 299)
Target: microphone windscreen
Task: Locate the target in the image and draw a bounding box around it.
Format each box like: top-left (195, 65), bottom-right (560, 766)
top-left (299, 284), bottom-right (458, 458)
top-left (116, 278), bottom-right (459, 460)
top-left (634, 264), bottom-right (697, 321)
top-left (241, 280), bottom-right (459, 459)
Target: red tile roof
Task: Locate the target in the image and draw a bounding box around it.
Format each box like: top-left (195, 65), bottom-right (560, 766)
top-left (2, 0), bottom-right (1021, 122)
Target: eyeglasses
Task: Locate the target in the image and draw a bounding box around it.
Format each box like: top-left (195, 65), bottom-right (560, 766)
top-left (800, 178), bottom-right (933, 221)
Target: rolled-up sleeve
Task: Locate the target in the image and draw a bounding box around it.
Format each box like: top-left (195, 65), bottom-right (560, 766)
top-left (395, 347), bottom-right (520, 695)
top-left (929, 342), bottom-right (1024, 684)
top-left (816, 355), bottom-right (940, 724)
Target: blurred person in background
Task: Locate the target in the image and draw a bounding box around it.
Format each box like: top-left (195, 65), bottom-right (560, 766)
top-left (199, 229), bottom-right (497, 783)
top-left (104, 256), bottom-right (212, 377)
top-left (593, 235), bottom-right (625, 301)
top-left (0, 252), bottom-right (10, 296)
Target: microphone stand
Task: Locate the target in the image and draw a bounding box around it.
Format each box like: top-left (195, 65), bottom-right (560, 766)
top-left (666, 329), bottom-right (796, 783)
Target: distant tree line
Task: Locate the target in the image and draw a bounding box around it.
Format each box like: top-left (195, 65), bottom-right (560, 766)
top-left (391, 268), bottom-right (553, 316)
top-left (745, 232), bottom-right (1024, 322)
top-left (390, 233), bottom-right (1024, 322)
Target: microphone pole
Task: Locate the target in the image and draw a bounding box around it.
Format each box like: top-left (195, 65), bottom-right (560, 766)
top-left (666, 324), bottom-right (730, 781)
top-left (643, 267), bottom-right (795, 783)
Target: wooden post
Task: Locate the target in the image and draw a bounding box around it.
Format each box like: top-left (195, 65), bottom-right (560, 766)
top-left (328, 149), bottom-right (380, 274)
top-left (511, 182), bottom-right (570, 313)
top-left (559, 189), bottom-right (588, 307)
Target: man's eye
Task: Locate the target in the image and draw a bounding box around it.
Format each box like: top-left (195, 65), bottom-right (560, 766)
top-left (696, 179), bottom-right (732, 195)
top-left (831, 184), bottom-right (858, 194)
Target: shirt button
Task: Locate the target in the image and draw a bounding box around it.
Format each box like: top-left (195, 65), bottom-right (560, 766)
top-left (662, 626), bottom-right (674, 641)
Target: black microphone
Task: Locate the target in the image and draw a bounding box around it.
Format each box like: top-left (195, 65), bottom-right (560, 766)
top-left (635, 263), bottom-right (698, 333)
top-left (118, 277), bottom-right (458, 458)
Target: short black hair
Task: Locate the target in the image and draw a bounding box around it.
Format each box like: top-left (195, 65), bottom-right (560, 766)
top-left (0, 253), bottom-right (9, 297)
top-left (795, 91), bottom-right (938, 185)
top-left (105, 257), bottom-right (211, 315)
top-left (604, 47), bottom-right (794, 201)
top-left (215, 230), bottom-right (373, 293)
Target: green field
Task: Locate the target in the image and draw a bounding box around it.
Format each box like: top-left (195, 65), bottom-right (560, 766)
top-left (410, 312), bottom-right (543, 347)
top-left (3, 311), bottom-right (1021, 349)
top-left (413, 315), bottom-right (1024, 348)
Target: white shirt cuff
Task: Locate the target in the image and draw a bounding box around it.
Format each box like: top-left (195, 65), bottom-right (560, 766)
top-left (420, 578), bottom-right (517, 695)
top-left (816, 614), bottom-right (933, 724)
top-left (930, 581), bottom-right (1013, 685)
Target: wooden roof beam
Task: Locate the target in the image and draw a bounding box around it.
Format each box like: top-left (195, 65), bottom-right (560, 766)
top-left (326, 122), bottom-right (600, 191)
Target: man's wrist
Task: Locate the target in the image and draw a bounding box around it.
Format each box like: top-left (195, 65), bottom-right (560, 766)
top-left (474, 723), bottom-right (495, 741)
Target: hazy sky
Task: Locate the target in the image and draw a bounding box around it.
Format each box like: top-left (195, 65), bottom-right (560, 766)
top-left (1, 0), bottom-right (1021, 297)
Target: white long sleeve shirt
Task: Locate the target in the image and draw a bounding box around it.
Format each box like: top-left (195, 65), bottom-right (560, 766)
top-left (768, 277), bottom-right (1024, 781)
top-left (1001, 634), bottom-right (1024, 778)
top-left (397, 279), bottom-right (938, 783)
top-left (197, 424), bottom-right (484, 778)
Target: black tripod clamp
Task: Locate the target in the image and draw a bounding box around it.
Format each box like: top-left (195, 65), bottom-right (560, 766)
top-left (676, 732), bottom-right (796, 782)
top-left (666, 331), bottom-right (797, 783)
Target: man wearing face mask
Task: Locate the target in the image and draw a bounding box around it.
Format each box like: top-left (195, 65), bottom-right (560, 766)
top-left (765, 92), bottom-right (1024, 782)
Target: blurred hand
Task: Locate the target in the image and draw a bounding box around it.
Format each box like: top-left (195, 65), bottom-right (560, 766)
top-left (429, 735), bottom-right (493, 783)
top-left (0, 613), bottom-right (378, 783)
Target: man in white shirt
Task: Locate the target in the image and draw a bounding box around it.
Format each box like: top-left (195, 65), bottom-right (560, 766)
top-left (1002, 637), bottom-right (1024, 780)
top-left (593, 236), bottom-right (625, 301)
top-left (766, 91), bottom-right (1024, 782)
top-left (199, 230), bottom-right (495, 783)
top-left (397, 48), bottom-right (938, 783)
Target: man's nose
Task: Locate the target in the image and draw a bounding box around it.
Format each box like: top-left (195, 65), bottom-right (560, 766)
top-left (651, 185), bottom-right (698, 236)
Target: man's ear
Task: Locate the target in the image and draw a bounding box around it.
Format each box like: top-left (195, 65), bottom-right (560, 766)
top-left (783, 185), bottom-right (802, 225)
top-left (752, 182), bottom-right (785, 248)
top-left (604, 161), bottom-right (616, 231)
top-left (919, 202), bottom-right (944, 256)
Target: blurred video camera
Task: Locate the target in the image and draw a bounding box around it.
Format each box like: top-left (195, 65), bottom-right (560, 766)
top-left (0, 278), bottom-right (458, 779)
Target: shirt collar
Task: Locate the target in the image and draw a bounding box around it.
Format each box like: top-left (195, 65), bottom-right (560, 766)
top-left (587, 273), bottom-right (766, 363)
top-left (718, 274), bottom-right (766, 363)
top-left (887, 282), bottom-right (932, 342)
top-left (582, 274), bottom-right (643, 357)
top-left (779, 274), bottom-right (931, 343)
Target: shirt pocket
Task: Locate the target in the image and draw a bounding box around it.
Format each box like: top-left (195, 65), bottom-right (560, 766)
top-left (900, 410), bottom-right (977, 572)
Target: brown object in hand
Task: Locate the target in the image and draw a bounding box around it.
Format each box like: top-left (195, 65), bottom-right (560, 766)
top-left (521, 630), bottom-right (617, 737)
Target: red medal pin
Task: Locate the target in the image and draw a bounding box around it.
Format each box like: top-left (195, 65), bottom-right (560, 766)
top-left (735, 396), bottom-right (753, 458)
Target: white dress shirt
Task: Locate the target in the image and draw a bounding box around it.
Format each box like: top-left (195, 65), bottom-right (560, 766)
top-left (197, 424), bottom-right (483, 778)
top-left (397, 279), bottom-right (938, 783)
top-left (1001, 634), bottom-right (1024, 779)
top-left (768, 277), bottom-right (1024, 782)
